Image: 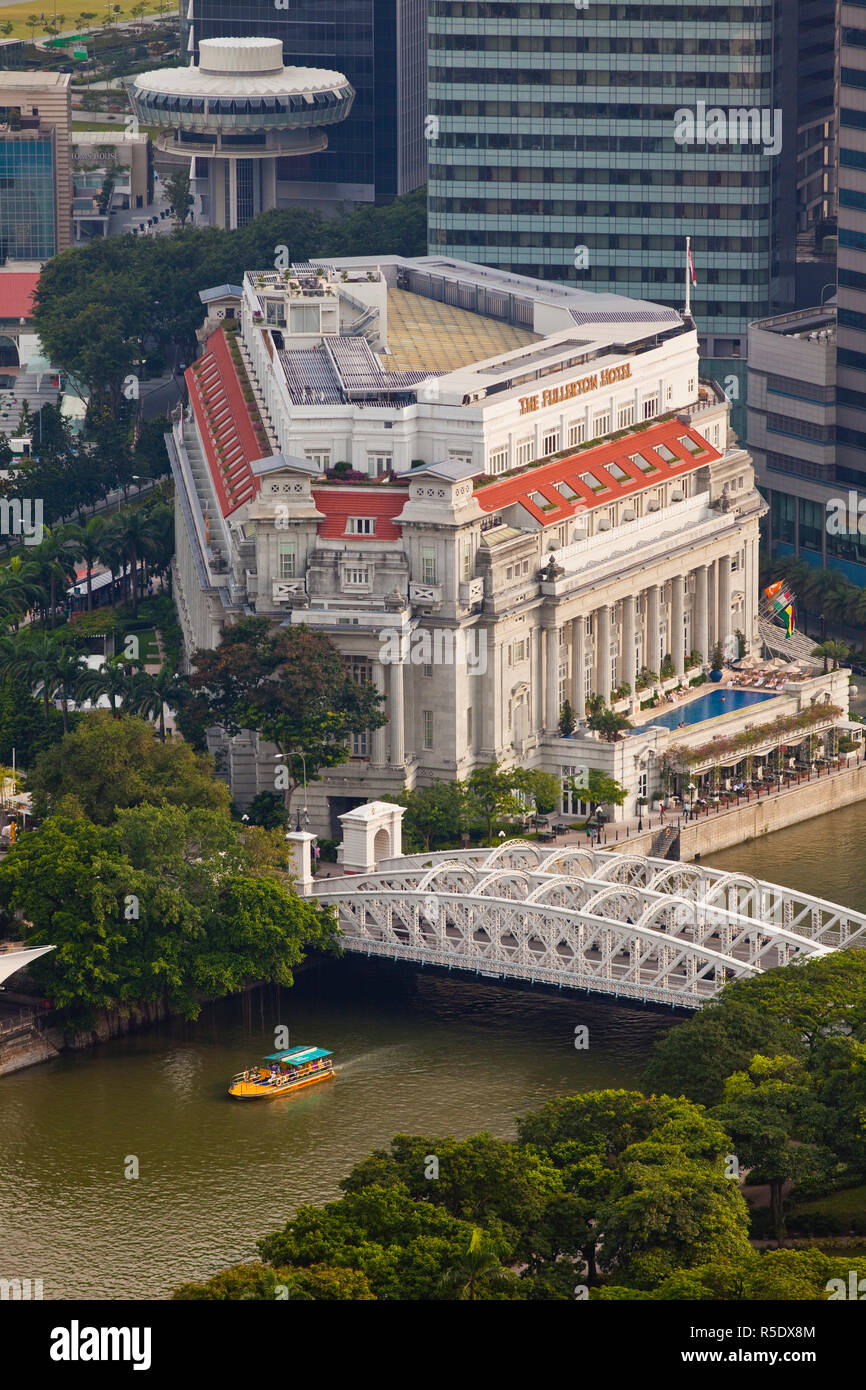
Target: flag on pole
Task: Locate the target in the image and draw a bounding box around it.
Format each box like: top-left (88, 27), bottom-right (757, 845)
top-left (687, 242), bottom-right (697, 286)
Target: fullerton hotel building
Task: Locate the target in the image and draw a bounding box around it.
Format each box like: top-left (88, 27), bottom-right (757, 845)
top-left (168, 256), bottom-right (778, 837)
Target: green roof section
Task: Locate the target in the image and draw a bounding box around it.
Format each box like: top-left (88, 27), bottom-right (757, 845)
top-left (263, 1046), bottom-right (332, 1063)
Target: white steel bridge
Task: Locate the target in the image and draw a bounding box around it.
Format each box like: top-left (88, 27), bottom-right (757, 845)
top-left (310, 841), bottom-right (866, 1010)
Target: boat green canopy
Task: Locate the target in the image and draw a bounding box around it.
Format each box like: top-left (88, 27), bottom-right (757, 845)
top-left (263, 1046), bottom-right (332, 1063)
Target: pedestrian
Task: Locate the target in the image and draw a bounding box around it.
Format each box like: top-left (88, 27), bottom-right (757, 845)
top-left (659, 803), bottom-right (666, 821)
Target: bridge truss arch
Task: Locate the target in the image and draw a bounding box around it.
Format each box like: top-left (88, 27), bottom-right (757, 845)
top-left (315, 846), bottom-right (866, 1008)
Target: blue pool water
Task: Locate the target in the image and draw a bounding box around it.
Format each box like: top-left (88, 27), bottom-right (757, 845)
top-left (638, 688), bottom-right (777, 733)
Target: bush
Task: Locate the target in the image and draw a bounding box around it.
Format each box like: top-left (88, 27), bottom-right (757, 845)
top-left (787, 1211), bottom-right (845, 1237)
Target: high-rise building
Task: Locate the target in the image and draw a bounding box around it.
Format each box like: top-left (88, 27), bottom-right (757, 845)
top-left (836, 1), bottom-right (866, 490)
top-left (183, 0), bottom-right (426, 209)
top-left (0, 72), bottom-right (72, 262)
top-left (427, 1), bottom-right (795, 436)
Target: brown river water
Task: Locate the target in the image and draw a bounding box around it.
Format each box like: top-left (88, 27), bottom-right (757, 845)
top-left (2, 797), bottom-right (866, 1299)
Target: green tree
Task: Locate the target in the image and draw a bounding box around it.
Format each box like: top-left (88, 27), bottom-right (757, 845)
top-left (26, 711), bottom-right (231, 824)
top-left (172, 1262), bottom-right (375, 1301)
top-left (0, 627), bottom-right (80, 721)
top-left (180, 620), bottom-right (385, 819)
top-left (811, 639), bottom-right (851, 673)
top-left (584, 768), bottom-right (627, 813)
top-left (126, 663), bottom-right (184, 741)
top-left (465, 761), bottom-right (525, 843)
top-left (586, 706), bottom-right (632, 741)
top-left (75, 656), bottom-right (134, 719)
top-left (713, 1054), bottom-right (822, 1242)
top-left (164, 169), bottom-right (194, 226)
top-left (512, 767), bottom-right (562, 817)
top-left (441, 1227), bottom-right (519, 1301)
top-left (384, 780), bottom-right (467, 851)
top-left (558, 699), bottom-right (576, 737)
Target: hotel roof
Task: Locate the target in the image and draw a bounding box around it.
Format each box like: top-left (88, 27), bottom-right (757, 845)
top-left (475, 419), bottom-right (721, 525)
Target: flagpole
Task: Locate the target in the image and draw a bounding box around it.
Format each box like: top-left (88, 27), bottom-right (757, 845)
top-left (685, 235), bottom-right (691, 317)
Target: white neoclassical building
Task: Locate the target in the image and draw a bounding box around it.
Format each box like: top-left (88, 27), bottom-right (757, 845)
top-left (167, 256), bottom-right (844, 836)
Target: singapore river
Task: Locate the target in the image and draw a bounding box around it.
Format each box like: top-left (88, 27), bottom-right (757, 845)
top-left (3, 799), bottom-right (866, 1300)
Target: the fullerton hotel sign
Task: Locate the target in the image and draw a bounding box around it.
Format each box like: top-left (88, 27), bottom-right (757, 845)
top-left (519, 361), bottom-right (632, 415)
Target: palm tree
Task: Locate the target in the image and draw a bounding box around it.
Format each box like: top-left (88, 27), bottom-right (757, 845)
top-left (440, 1227), bottom-right (514, 1301)
top-left (75, 656), bottom-right (134, 719)
top-left (811, 640), bottom-right (851, 673)
top-left (48, 648), bottom-right (89, 733)
top-left (64, 515), bottom-right (108, 613)
top-left (96, 522), bottom-right (125, 608)
top-left (29, 527), bottom-right (79, 629)
top-left (0, 629), bottom-right (79, 722)
top-left (127, 663), bottom-right (182, 741)
top-left (142, 502), bottom-right (174, 596)
top-left (0, 556), bottom-right (44, 627)
top-left (111, 508), bottom-right (158, 617)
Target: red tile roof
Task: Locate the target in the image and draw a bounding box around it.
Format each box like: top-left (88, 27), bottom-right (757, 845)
top-left (0, 271), bottom-right (40, 322)
top-left (475, 419), bottom-right (721, 524)
top-left (312, 487), bottom-right (405, 540)
top-left (185, 327), bottom-right (265, 517)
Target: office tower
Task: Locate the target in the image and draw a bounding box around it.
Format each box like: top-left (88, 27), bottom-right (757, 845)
top-left (427, 0), bottom-right (793, 435)
top-left (836, 1), bottom-right (866, 490)
top-left (183, 0), bottom-right (426, 209)
top-left (0, 71), bottom-right (72, 261)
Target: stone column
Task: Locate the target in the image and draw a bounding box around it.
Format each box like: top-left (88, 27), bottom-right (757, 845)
top-left (718, 554), bottom-right (732, 660)
top-left (546, 626), bottom-right (560, 731)
top-left (695, 564), bottom-right (709, 665)
top-left (646, 585), bottom-right (660, 675)
top-left (707, 559), bottom-right (718, 652)
top-left (671, 574), bottom-right (685, 677)
top-left (390, 656), bottom-right (405, 765)
top-left (622, 596), bottom-right (636, 692)
top-left (744, 537), bottom-right (756, 650)
top-left (372, 662), bottom-right (387, 764)
top-left (571, 615), bottom-right (584, 716)
top-left (597, 605), bottom-right (611, 702)
top-left (228, 159), bottom-right (239, 231)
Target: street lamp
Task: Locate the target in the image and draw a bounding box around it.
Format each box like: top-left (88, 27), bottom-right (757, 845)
top-left (688, 782), bottom-right (697, 819)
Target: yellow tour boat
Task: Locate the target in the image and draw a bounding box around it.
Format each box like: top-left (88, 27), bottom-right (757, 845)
top-left (228, 1045), bottom-right (335, 1100)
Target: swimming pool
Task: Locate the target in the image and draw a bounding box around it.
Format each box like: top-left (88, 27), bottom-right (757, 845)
top-left (638, 688), bottom-right (777, 733)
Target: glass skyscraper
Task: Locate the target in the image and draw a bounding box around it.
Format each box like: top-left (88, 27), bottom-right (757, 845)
top-left (184, 0), bottom-right (426, 205)
top-left (428, 0), bottom-right (788, 426)
top-left (837, 0), bottom-right (866, 489)
top-left (0, 131), bottom-right (58, 262)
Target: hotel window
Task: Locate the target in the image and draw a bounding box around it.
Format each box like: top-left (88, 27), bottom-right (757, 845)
top-left (461, 542), bottom-right (471, 581)
top-left (367, 453), bottom-right (392, 476)
top-left (421, 547), bottom-right (437, 584)
top-left (513, 638), bottom-right (527, 664)
top-left (567, 419), bottom-right (585, 447)
top-left (630, 452), bottom-right (659, 474)
top-left (422, 710), bottom-right (434, 750)
top-left (688, 378), bottom-right (696, 394)
top-left (616, 403), bottom-right (634, 430)
top-left (522, 559), bottom-right (530, 574)
top-left (542, 428), bottom-right (560, 456)
top-left (423, 662), bottom-right (433, 679)
top-left (665, 385), bottom-right (673, 402)
top-left (580, 471), bottom-right (607, 494)
top-left (343, 565), bottom-right (370, 588)
top-left (351, 730), bottom-right (370, 757)
top-left (591, 411), bottom-right (610, 439)
top-left (304, 450), bottom-right (331, 469)
top-left (489, 447), bottom-right (508, 474)
top-left (655, 443), bottom-right (677, 463)
top-left (346, 517), bottom-right (375, 535)
top-left (606, 462), bottom-right (631, 484)
top-left (506, 565), bottom-right (513, 581)
top-left (467, 706), bottom-right (473, 744)
top-left (556, 480), bottom-right (579, 501)
top-left (516, 438), bottom-right (533, 466)
top-left (642, 395), bottom-right (659, 420)
top-left (278, 540), bottom-right (296, 579)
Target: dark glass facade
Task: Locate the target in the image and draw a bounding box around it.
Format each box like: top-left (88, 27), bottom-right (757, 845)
top-left (0, 131), bottom-right (57, 261)
top-left (427, 0), bottom-right (785, 381)
top-left (186, 0), bottom-right (426, 202)
top-left (837, 2), bottom-right (866, 489)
